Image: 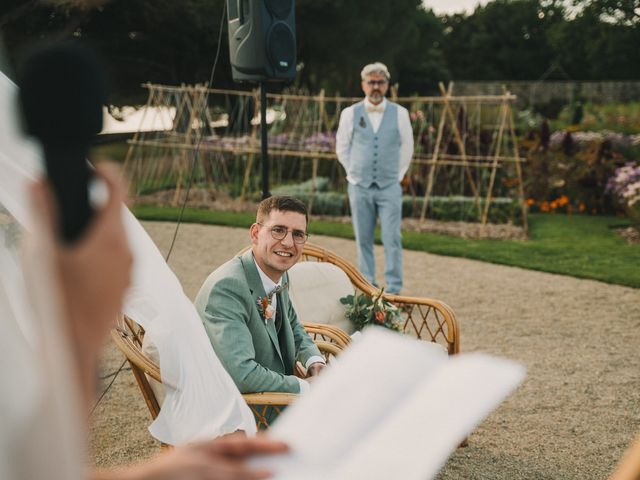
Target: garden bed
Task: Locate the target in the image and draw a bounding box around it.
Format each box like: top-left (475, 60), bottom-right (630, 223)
top-left (134, 187), bottom-right (527, 241)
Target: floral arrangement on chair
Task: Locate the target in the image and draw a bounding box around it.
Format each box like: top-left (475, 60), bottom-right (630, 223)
top-left (340, 289), bottom-right (402, 332)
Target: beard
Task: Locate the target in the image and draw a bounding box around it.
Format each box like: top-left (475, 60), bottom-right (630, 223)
top-left (368, 91), bottom-right (383, 103)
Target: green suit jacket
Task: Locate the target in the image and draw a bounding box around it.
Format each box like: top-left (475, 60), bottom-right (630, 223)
top-left (195, 250), bottom-right (321, 394)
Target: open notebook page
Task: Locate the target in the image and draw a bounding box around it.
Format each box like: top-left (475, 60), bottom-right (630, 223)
top-left (251, 328), bottom-right (525, 479)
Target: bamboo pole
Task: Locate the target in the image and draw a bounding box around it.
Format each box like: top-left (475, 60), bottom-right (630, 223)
top-left (309, 89), bottom-right (325, 215)
top-left (481, 94), bottom-right (509, 224)
top-left (420, 88), bottom-right (448, 222)
top-left (438, 82), bottom-right (481, 217)
top-left (140, 82), bottom-right (516, 103)
top-left (507, 102), bottom-right (529, 233)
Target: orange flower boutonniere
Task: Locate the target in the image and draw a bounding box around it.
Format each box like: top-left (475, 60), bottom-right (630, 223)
top-left (257, 295), bottom-right (276, 324)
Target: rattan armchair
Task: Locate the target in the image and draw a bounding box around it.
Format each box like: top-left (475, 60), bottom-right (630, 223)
top-left (111, 314), bottom-right (347, 430)
top-left (296, 242), bottom-right (460, 355)
top-left (113, 242), bottom-right (459, 435)
top-left (236, 242), bottom-right (459, 355)
top-left (609, 433), bottom-right (640, 480)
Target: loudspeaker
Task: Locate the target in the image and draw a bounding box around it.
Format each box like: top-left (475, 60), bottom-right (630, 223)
top-left (226, 0), bottom-right (297, 82)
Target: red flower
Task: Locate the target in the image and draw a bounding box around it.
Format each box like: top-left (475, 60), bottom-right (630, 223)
top-left (375, 311), bottom-right (385, 323)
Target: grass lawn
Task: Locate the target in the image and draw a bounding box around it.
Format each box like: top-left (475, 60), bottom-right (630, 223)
top-left (133, 206), bottom-right (640, 289)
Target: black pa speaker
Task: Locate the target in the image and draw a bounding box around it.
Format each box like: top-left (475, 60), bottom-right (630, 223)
top-left (226, 0), bottom-right (297, 82)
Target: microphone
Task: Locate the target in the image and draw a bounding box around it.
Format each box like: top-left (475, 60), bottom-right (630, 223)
top-left (17, 42), bottom-right (107, 243)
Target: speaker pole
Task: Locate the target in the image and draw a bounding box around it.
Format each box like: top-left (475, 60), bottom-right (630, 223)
top-left (260, 81), bottom-right (270, 199)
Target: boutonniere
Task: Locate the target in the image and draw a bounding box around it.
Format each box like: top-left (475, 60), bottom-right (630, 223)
top-left (257, 295), bottom-right (276, 325)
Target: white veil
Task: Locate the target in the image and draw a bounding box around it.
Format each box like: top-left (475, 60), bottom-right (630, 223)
top-left (0, 69), bottom-right (256, 447)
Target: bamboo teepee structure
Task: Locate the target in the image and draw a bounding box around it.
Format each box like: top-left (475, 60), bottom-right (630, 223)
top-left (123, 82), bottom-right (527, 229)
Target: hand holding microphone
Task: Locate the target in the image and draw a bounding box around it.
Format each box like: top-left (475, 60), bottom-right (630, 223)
top-left (18, 42), bottom-right (107, 243)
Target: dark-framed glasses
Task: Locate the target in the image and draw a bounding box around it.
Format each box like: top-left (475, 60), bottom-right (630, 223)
top-left (258, 223), bottom-right (309, 244)
top-left (366, 79), bottom-right (388, 86)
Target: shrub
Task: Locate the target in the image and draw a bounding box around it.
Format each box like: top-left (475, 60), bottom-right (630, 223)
top-left (605, 162), bottom-right (640, 228)
top-left (273, 180), bottom-right (523, 224)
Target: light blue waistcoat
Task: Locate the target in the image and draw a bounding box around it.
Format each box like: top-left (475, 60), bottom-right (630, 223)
top-left (348, 101), bottom-right (401, 188)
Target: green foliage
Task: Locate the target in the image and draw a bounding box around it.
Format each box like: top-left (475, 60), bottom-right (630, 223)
top-left (133, 207), bottom-right (640, 288)
top-left (2, 0), bottom-right (640, 102)
top-left (339, 290), bottom-right (402, 332)
top-left (272, 179), bottom-right (523, 223)
top-left (412, 196), bottom-right (523, 224)
top-left (552, 102), bottom-right (640, 134)
top-left (442, 0), bottom-right (566, 81)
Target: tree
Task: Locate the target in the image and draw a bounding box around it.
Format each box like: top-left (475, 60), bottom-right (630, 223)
top-left (572, 0), bottom-right (639, 25)
top-left (548, 1), bottom-right (640, 79)
top-left (295, 0), bottom-right (448, 95)
top-left (442, 0), bottom-right (566, 80)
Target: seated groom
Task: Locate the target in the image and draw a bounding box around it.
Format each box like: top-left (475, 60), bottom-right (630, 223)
top-left (195, 196), bottom-right (325, 396)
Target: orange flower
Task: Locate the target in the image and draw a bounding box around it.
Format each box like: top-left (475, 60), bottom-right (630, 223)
top-left (558, 195), bottom-right (569, 206)
top-left (550, 200), bottom-right (558, 210)
top-left (540, 201), bottom-right (550, 212)
top-left (375, 311), bottom-right (385, 323)
top-left (526, 198), bottom-right (536, 206)
top-left (578, 202), bottom-right (586, 213)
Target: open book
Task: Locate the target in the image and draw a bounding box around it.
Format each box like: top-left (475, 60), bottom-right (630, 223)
top-left (251, 328), bottom-right (525, 480)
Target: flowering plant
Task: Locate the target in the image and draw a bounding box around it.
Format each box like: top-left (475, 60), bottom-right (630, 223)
top-left (340, 289), bottom-right (402, 332)
top-left (256, 295), bottom-right (276, 324)
top-left (605, 161), bottom-right (640, 228)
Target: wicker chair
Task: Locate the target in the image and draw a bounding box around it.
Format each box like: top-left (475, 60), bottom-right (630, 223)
top-left (609, 433), bottom-right (640, 480)
top-left (111, 314), bottom-right (348, 430)
top-left (281, 242), bottom-right (459, 355)
top-left (112, 242), bottom-right (459, 433)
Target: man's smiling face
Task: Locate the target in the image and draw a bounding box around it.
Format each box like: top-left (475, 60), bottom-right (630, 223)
top-left (250, 209), bottom-right (307, 282)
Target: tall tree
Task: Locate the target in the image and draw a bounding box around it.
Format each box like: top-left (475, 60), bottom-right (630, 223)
top-left (442, 0), bottom-right (566, 80)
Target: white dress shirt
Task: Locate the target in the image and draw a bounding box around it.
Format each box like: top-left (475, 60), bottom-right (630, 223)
top-left (253, 256), bottom-right (324, 393)
top-left (335, 97), bottom-right (414, 185)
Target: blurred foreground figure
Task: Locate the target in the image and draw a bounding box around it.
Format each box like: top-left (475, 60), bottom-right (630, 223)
top-left (0, 37), bottom-right (284, 475)
top-left (1, 166), bottom-right (288, 480)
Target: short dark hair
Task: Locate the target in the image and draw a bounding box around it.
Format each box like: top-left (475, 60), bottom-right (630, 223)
top-left (256, 195), bottom-right (308, 225)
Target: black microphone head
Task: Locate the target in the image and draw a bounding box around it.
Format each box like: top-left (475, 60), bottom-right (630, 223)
top-left (17, 42), bottom-right (106, 145)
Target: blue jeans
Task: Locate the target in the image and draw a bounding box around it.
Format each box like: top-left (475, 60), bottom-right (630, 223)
top-left (347, 182), bottom-right (403, 294)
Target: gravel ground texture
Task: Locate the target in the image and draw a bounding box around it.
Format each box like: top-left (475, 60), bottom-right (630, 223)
top-left (90, 221), bottom-right (640, 479)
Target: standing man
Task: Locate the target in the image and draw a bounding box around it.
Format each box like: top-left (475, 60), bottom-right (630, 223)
top-left (336, 62), bottom-right (413, 294)
top-left (195, 196), bottom-right (325, 398)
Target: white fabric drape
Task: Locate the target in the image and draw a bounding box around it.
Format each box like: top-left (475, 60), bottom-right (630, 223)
top-left (0, 69), bottom-right (256, 451)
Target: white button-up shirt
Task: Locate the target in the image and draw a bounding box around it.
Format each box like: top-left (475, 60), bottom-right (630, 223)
top-left (335, 97), bottom-right (414, 185)
top-left (253, 256), bottom-right (324, 393)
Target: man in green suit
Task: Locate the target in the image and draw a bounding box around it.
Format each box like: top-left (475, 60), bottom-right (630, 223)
top-left (195, 196), bottom-right (325, 397)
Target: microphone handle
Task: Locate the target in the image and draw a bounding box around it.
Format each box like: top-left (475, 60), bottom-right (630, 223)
top-left (43, 143), bottom-right (94, 244)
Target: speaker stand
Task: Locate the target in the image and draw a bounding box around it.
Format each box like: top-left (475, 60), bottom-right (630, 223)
top-left (260, 81), bottom-right (270, 200)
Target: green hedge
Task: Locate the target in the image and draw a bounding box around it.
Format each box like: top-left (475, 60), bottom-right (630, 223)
top-left (272, 179), bottom-right (523, 224)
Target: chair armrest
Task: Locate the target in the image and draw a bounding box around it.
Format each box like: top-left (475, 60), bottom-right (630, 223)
top-left (303, 322), bottom-right (351, 349)
top-left (242, 392), bottom-right (298, 406)
top-left (382, 293), bottom-right (460, 355)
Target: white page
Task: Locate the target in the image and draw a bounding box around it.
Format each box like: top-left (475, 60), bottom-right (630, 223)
top-left (251, 329), bottom-right (525, 479)
top-left (266, 328), bottom-right (448, 467)
top-left (334, 353), bottom-right (525, 480)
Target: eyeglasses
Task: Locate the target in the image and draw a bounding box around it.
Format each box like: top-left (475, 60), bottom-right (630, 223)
top-left (365, 80), bottom-right (388, 86)
top-left (258, 223), bottom-right (309, 244)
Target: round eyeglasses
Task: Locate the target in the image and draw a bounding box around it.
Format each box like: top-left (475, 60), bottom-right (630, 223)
top-left (365, 79), bottom-right (388, 87)
top-left (258, 223), bottom-right (309, 244)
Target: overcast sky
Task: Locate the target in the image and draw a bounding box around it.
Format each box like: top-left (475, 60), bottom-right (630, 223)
top-left (423, 0), bottom-right (491, 15)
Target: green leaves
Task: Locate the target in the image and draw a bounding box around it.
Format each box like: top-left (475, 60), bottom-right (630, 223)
top-left (340, 290), bottom-right (402, 332)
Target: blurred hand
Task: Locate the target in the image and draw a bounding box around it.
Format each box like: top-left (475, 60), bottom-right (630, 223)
top-left (306, 362), bottom-right (325, 378)
top-left (30, 164), bottom-right (132, 404)
top-left (96, 434), bottom-right (289, 480)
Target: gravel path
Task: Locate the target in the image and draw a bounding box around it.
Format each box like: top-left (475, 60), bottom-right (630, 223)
top-left (90, 221), bottom-right (640, 479)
